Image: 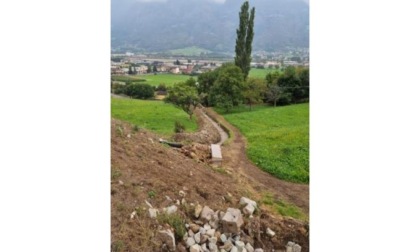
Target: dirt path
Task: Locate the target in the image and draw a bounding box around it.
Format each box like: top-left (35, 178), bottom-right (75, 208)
top-left (203, 107), bottom-right (309, 215)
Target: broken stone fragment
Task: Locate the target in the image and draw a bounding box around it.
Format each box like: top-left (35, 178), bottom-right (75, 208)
top-left (189, 244), bottom-right (202, 252)
top-left (239, 197), bottom-right (257, 208)
top-left (157, 229), bottom-right (176, 252)
top-left (148, 208), bottom-right (158, 218)
top-left (266, 227), bottom-right (275, 237)
top-left (200, 206), bottom-right (215, 222)
top-left (221, 208), bottom-right (244, 234)
top-left (245, 243), bottom-right (254, 252)
top-left (165, 205), bottom-right (178, 215)
top-left (189, 223), bottom-right (201, 233)
top-left (186, 237), bottom-right (196, 248)
top-left (242, 204), bottom-right (255, 216)
top-left (194, 204), bottom-right (203, 218)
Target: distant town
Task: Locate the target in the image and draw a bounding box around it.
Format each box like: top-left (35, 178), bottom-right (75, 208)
top-left (111, 49), bottom-right (309, 76)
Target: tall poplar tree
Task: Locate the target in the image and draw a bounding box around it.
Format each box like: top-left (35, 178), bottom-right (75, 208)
top-left (234, 1), bottom-right (255, 79)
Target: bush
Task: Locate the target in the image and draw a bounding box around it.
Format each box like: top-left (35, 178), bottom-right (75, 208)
top-left (125, 83), bottom-right (155, 99)
top-left (174, 121), bottom-right (186, 133)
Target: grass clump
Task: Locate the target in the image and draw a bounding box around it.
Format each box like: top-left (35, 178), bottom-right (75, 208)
top-left (157, 213), bottom-right (186, 240)
top-left (174, 120), bottom-right (186, 133)
top-left (262, 193), bottom-right (307, 221)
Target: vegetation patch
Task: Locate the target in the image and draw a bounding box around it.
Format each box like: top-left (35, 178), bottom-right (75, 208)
top-left (249, 68), bottom-right (283, 79)
top-left (167, 46), bottom-right (213, 56)
top-left (111, 98), bottom-right (198, 137)
top-left (262, 193), bottom-right (307, 221)
top-left (215, 103), bottom-right (309, 183)
top-left (112, 74), bottom-right (195, 87)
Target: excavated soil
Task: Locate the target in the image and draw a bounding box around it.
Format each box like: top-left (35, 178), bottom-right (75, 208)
top-left (111, 109), bottom-right (309, 251)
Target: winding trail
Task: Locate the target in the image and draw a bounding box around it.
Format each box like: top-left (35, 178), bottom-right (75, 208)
top-left (200, 107), bottom-right (309, 215)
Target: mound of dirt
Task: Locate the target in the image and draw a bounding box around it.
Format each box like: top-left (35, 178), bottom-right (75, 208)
top-left (111, 118), bottom-right (309, 252)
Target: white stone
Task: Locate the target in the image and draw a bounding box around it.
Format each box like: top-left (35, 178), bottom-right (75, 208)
top-left (245, 243), bottom-right (254, 252)
top-left (206, 229), bottom-right (216, 237)
top-left (231, 246), bottom-right (238, 252)
top-left (254, 249), bottom-right (264, 252)
top-left (186, 237), bottom-right (196, 248)
top-left (195, 204), bottom-right (203, 218)
top-left (266, 227), bottom-right (275, 237)
top-left (204, 224), bottom-right (211, 230)
top-left (239, 197), bottom-right (257, 208)
top-left (220, 234), bottom-right (227, 243)
top-left (190, 244), bottom-right (202, 252)
top-left (200, 206), bottom-right (215, 222)
top-left (179, 190), bottom-right (187, 197)
top-left (243, 204), bottom-right (255, 216)
top-left (130, 211), bottom-right (136, 219)
top-left (148, 208), bottom-right (158, 218)
top-left (235, 241), bottom-right (245, 251)
top-left (194, 232), bottom-right (201, 243)
top-left (221, 208), bottom-right (244, 234)
top-left (165, 205), bottom-right (178, 215)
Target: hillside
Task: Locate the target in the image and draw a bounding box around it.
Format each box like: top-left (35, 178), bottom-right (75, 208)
top-left (111, 116), bottom-right (309, 251)
top-left (111, 0), bottom-right (309, 53)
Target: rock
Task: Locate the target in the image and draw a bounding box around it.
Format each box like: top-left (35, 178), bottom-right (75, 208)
top-left (200, 206), bottom-right (215, 222)
top-left (179, 190), bottom-right (187, 197)
top-left (176, 200), bottom-right (180, 205)
top-left (230, 246), bottom-right (238, 252)
top-left (254, 249), bottom-right (263, 252)
top-left (157, 229), bottom-right (176, 251)
top-left (182, 198), bottom-right (187, 206)
top-left (239, 197), bottom-right (257, 208)
top-left (266, 227), bottom-right (275, 237)
top-left (195, 204), bottom-right (203, 218)
top-left (200, 234), bottom-right (209, 244)
top-left (204, 224), bottom-right (211, 230)
top-left (206, 229), bottom-right (216, 237)
top-left (245, 243), bottom-right (254, 252)
top-left (219, 240), bottom-right (233, 251)
top-left (118, 180), bottom-right (124, 185)
top-left (188, 229), bottom-right (195, 237)
top-left (165, 205), bottom-right (178, 215)
top-left (209, 242), bottom-right (218, 252)
top-left (293, 244), bottom-right (302, 252)
top-left (190, 244), bottom-right (202, 252)
top-left (208, 237), bottom-right (217, 244)
top-left (148, 208), bottom-right (158, 218)
top-left (242, 204), bottom-right (255, 216)
top-left (145, 200), bottom-right (153, 208)
top-left (127, 134), bottom-right (131, 138)
top-left (199, 227), bottom-right (206, 234)
top-left (177, 243), bottom-right (188, 252)
top-left (186, 237), bottom-right (196, 248)
top-left (201, 243), bottom-right (209, 252)
top-left (220, 234), bottom-right (227, 243)
top-left (194, 232), bottom-right (201, 243)
top-left (235, 241), bottom-right (245, 251)
top-left (190, 223), bottom-right (201, 233)
top-left (130, 211), bottom-right (136, 219)
top-left (222, 208), bottom-right (244, 234)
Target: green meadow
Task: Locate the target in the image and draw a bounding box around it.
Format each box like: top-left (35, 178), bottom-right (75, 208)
top-left (112, 74), bottom-right (195, 87)
top-left (248, 68), bottom-right (283, 79)
top-left (111, 98), bottom-right (198, 137)
top-left (216, 103), bottom-right (309, 184)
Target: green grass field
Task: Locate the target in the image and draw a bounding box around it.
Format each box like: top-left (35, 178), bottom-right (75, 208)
top-left (111, 98), bottom-right (198, 137)
top-left (216, 103), bottom-right (309, 184)
top-left (248, 68), bottom-right (283, 79)
top-left (112, 74), bottom-right (195, 87)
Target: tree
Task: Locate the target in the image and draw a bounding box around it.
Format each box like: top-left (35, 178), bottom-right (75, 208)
top-left (153, 65), bottom-right (157, 72)
top-left (209, 63), bottom-right (245, 112)
top-left (242, 78), bottom-right (267, 110)
top-left (197, 69), bottom-right (220, 106)
top-left (266, 84), bottom-right (283, 107)
top-left (234, 1), bottom-right (255, 80)
top-left (125, 83), bottom-right (154, 99)
top-left (165, 81), bottom-right (199, 120)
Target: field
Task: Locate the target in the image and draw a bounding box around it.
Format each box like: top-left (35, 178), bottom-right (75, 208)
top-left (167, 46), bottom-right (213, 56)
top-left (248, 68), bottom-right (283, 79)
top-left (112, 74), bottom-right (195, 87)
top-left (215, 103), bottom-right (309, 184)
top-left (111, 98), bottom-right (198, 137)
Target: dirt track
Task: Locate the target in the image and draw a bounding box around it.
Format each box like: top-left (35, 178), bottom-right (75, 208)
top-left (203, 107), bottom-right (309, 215)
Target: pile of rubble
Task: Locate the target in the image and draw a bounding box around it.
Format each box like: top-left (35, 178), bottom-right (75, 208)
top-left (178, 143), bottom-right (211, 163)
top-left (147, 194), bottom-right (302, 252)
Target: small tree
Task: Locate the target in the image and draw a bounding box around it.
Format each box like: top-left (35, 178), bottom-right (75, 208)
top-left (266, 84), bottom-right (282, 107)
top-left (165, 81), bottom-right (199, 120)
top-left (242, 78), bottom-right (267, 110)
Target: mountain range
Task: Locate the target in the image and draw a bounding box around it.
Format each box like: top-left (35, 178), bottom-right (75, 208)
top-left (111, 0), bottom-right (309, 53)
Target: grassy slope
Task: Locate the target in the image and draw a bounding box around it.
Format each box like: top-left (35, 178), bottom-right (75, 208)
top-left (111, 98), bottom-right (198, 137)
top-left (216, 103), bottom-right (309, 184)
top-left (112, 74), bottom-right (195, 87)
top-left (168, 46), bottom-right (212, 56)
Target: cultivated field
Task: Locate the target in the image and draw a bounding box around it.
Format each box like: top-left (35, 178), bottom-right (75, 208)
top-left (216, 103), bottom-right (309, 184)
top-left (111, 98), bottom-right (198, 136)
top-left (112, 74), bottom-right (195, 87)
